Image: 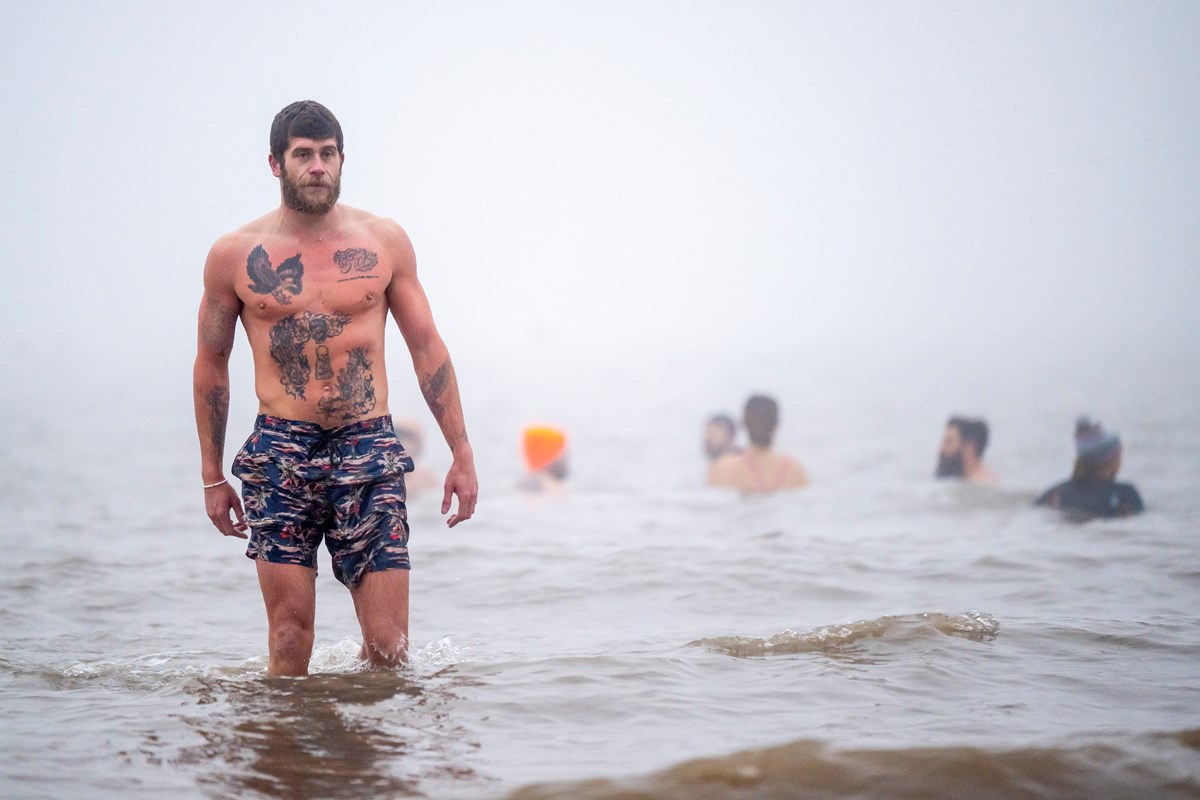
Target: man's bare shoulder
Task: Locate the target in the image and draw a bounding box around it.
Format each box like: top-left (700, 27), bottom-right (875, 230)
top-left (345, 207), bottom-right (413, 250)
top-left (339, 207), bottom-right (416, 276)
top-left (707, 452), bottom-right (746, 487)
top-left (782, 456), bottom-right (810, 487)
top-left (207, 212), bottom-right (279, 263)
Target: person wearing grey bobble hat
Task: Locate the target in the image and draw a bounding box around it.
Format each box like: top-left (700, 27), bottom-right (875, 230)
top-left (1034, 417), bottom-right (1145, 520)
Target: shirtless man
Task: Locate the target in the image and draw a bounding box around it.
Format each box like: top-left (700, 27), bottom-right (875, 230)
top-left (707, 394), bottom-right (808, 493)
top-left (934, 416), bottom-right (997, 484)
top-left (193, 101), bottom-right (478, 676)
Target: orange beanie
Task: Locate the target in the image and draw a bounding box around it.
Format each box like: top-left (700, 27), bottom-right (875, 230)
top-left (522, 425), bottom-right (567, 471)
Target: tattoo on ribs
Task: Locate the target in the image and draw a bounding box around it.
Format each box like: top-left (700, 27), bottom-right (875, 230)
top-left (206, 386), bottom-right (229, 449)
top-left (317, 348), bottom-right (377, 421)
top-left (268, 311), bottom-right (351, 399)
top-left (246, 244), bottom-right (304, 304)
top-left (333, 247), bottom-right (379, 274)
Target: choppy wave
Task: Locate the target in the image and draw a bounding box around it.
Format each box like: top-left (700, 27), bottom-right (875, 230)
top-left (508, 730), bottom-right (1200, 800)
top-left (692, 611), bottom-right (999, 657)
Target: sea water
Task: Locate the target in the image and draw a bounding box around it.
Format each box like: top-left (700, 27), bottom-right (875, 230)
top-left (1, 347), bottom-right (1198, 799)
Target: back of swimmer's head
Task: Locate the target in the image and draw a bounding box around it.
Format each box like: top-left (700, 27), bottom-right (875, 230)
top-left (743, 394), bottom-right (779, 448)
top-left (1072, 416), bottom-right (1122, 481)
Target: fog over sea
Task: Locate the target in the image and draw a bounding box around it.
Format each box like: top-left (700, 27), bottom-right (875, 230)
top-left (2, 2), bottom-right (1199, 798)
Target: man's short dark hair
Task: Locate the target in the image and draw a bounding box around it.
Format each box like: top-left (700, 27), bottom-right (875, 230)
top-left (270, 100), bottom-right (344, 162)
top-left (744, 394), bottom-right (780, 448)
top-left (948, 416), bottom-right (989, 456)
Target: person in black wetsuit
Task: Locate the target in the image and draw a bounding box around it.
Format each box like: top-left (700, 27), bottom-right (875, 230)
top-left (1035, 417), bottom-right (1144, 521)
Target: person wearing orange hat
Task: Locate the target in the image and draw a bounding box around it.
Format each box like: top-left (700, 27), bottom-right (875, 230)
top-left (519, 425), bottom-right (569, 493)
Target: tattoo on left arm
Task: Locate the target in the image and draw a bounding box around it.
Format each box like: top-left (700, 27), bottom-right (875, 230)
top-left (421, 360), bottom-right (451, 422)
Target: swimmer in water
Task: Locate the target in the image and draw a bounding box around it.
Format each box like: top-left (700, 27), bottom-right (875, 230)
top-left (702, 413), bottom-right (741, 462)
top-left (707, 394), bottom-right (808, 493)
top-left (935, 416), bottom-right (997, 484)
top-left (1035, 416), bottom-right (1144, 521)
top-left (393, 416), bottom-right (440, 495)
top-left (519, 425), bottom-right (569, 493)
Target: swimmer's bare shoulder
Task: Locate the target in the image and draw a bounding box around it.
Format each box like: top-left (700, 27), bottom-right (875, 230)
top-left (784, 457), bottom-right (810, 488)
top-left (707, 452), bottom-right (744, 488)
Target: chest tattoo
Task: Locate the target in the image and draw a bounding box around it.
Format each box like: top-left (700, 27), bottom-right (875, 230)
top-left (246, 244), bottom-right (304, 304)
top-left (333, 247), bottom-right (379, 274)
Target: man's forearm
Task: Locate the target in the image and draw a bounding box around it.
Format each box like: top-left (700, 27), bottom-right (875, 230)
top-left (194, 362), bottom-right (232, 481)
top-left (417, 354), bottom-right (470, 454)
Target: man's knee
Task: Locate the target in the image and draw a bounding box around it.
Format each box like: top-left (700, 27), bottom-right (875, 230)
top-left (270, 619), bottom-right (314, 659)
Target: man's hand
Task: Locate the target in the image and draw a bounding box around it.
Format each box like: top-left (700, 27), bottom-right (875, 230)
top-left (441, 454), bottom-right (478, 528)
top-left (205, 482), bottom-right (248, 539)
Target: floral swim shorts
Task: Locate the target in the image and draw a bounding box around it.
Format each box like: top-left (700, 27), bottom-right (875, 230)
top-left (231, 414), bottom-right (415, 587)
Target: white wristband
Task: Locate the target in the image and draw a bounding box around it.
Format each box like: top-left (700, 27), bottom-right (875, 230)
top-left (203, 479), bottom-right (228, 490)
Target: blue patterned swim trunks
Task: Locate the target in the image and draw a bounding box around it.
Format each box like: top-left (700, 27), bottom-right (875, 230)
top-left (231, 414), bottom-right (415, 587)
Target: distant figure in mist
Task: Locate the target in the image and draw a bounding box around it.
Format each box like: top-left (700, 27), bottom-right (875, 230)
top-left (935, 416), bottom-right (997, 484)
top-left (1035, 417), bottom-right (1144, 521)
top-left (702, 413), bottom-right (741, 462)
top-left (519, 425), bottom-right (569, 493)
top-left (707, 394), bottom-right (808, 493)
top-left (393, 417), bottom-right (440, 495)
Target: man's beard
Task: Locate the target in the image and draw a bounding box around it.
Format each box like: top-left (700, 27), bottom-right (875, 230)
top-left (935, 452), bottom-right (964, 479)
top-left (705, 440), bottom-right (737, 461)
top-left (280, 166), bottom-right (341, 214)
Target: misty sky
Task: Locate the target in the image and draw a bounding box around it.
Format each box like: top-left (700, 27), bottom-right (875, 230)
top-left (2, 1), bottom-right (1198, 419)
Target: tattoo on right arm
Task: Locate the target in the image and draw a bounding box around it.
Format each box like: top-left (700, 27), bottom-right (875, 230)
top-left (206, 385), bottom-right (229, 451)
top-left (201, 297), bottom-right (241, 354)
